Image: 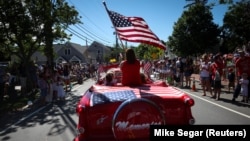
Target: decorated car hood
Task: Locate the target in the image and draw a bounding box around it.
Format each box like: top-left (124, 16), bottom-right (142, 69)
top-left (88, 84), bottom-right (184, 102)
top-left (74, 83), bottom-right (195, 141)
top-left (90, 90), bottom-right (137, 106)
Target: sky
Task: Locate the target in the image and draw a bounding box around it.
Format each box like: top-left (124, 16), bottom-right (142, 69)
top-left (65, 0), bottom-right (234, 48)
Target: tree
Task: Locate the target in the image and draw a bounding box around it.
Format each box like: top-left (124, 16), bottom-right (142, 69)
top-left (42, 0), bottom-right (81, 68)
top-left (134, 44), bottom-right (164, 60)
top-left (107, 46), bottom-right (123, 63)
top-left (167, 4), bottom-right (220, 56)
top-left (184, 0), bottom-right (233, 8)
top-left (0, 0), bottom-right (51, 72)
top-left (0, 0), bottom-right (80, 65)
top-left (0, 0), bottom-right (80, 91)
top-left (184, 0), bottom-right (208, 8)
top-left (219, 0), bottom-right (233, 4)
top-left (222, 0), bottom-right (250, 51)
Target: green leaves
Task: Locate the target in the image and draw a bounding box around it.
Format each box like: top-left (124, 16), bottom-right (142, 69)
top-left (167, 4), bottom-right (220, 56)
top-left (0, 0), bottom-right (80, 62)
top-left (223, 1), bottom-right (250, 50)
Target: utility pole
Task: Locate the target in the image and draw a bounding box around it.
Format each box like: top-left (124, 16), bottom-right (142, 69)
top-left (113, 31), bottom-right (119, 61)
top-left (44, 0), bottom-right (56, 69)
top-left (113, 31), bottom-right (118, 48)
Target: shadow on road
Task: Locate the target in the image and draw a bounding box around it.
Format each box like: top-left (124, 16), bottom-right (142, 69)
top-left (0, 90), bottom-right (83, 141)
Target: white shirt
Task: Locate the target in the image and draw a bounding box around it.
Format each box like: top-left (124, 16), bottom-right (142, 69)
top-left (200, 62), bottom-right (210, 77)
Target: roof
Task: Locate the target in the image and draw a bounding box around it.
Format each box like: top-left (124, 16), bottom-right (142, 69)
top-left (54, 42), bottom-right (87, 53)
top-left (86, 41), bottom-right (111, 52)
top-left (68, 42), bottom-right (87, 54)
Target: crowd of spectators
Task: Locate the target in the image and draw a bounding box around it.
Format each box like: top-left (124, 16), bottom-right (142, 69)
top-left (146, 41), bottom-right (250, 102)
top-left (0, 61), bottom-right (99, 106)
top-left (1, 41), bottom-right (250, 106)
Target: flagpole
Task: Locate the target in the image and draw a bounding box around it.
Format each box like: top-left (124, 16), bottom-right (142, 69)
top-left (102, 1), bottom-right (126, 52)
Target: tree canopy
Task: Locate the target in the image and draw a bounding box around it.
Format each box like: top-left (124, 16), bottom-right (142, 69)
top-left (0, 0), bottom-right (81, 90)
top-left (222, 0), bottom-right (250, 51)
top-left (0, 0), bottom-right (81, 64)
top-left (167, 4), bottom-right (220, 56)
top-left (134, 44), bottom-right (165, 61)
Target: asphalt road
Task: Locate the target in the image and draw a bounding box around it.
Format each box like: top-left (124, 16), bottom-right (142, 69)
top-left (176, 84), bottom-right (250, 125)
top-left (0, 79), bottom-right (96, 141)
top-left (0, 78), bottom-right (250, 141)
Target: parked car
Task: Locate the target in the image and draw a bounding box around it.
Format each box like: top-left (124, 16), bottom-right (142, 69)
top-left (73, 67), bottom-right (195, 141)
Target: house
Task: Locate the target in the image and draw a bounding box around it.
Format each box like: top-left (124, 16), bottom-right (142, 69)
top-left (84, 41), bottom-right (111, 64)
top-left (31, 41), bottom-right (111, 65)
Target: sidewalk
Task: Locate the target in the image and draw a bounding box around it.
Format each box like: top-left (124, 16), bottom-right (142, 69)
top-left (0, 80), bottom-right (80, 125)
top-left (191, 73), bottom-right (229, 88)
top-left (151, 73), bottom-right (229, 89)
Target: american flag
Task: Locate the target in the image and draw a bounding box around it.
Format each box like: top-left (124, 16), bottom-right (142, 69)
top-left (97, 65), bottom-right (104, 74)
top-left (107, 10), bottom-right (166, 50)
top-left (143, 61), bottom-right (152, 73)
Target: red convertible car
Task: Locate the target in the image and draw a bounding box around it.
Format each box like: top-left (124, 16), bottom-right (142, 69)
top-left (74, 67), bottom-right (195, 141)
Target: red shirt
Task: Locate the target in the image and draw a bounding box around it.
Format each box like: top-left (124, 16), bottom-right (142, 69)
top-left (211, 61), bottom-right (223, 80)
top-left (120, 59), bottom-right (142, 86)
top-left (235, 56), bottom-right (250, 76)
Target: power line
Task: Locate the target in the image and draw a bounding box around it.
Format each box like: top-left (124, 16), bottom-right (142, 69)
top-left (76, 24), bottom-right (111, 44)
top-left (67, 26), bottom-right (93, 44)
top-left (67, 0), bottom-right (113, 45)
